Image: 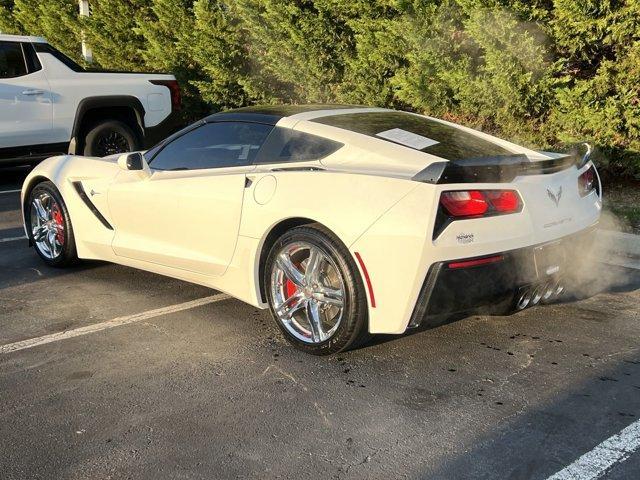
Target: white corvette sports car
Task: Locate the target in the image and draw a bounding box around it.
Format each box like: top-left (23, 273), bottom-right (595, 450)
top-left (22, 105), bottom-right (601, 354)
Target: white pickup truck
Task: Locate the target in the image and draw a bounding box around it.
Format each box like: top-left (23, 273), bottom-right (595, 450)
top-left (0, 34), bottom-right (181, 165)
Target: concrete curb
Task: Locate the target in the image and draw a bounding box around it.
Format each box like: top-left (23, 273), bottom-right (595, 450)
top-left (596, 229), bottom-right (640, 270)
top-left (596, 230), bottom-right (640, 258)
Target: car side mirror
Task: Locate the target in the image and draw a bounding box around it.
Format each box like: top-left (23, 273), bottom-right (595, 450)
top-left (118, 152), bottom-right (146, 171)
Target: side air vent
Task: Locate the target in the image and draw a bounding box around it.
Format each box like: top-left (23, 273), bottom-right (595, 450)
top-left (71, 181), bottom-right (113, 230)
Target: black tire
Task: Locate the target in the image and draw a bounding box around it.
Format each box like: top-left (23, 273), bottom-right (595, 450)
top-left (26, 181), bottom-right (78, 268)
top-left (83, 120), bottom-right (140, 157)
top-left (264, 224), bottom-right (369, 355)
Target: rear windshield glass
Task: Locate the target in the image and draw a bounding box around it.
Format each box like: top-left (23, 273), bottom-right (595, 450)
top-left (312, 111), bottom-right (513, 161)
top-left (33, 43), bottom-right (84, 72)
top-left (254, 127), bottom-right (343, 164)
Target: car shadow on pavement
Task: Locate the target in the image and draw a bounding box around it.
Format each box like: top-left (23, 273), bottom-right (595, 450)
top-left (0, 249), bottom-right (105, 292)
top-left (0, 165), bottom-right (33, 187)
top-left (421, 353), bottom-right (640, 480)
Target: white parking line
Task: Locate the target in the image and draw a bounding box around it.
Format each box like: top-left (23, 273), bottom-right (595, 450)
top-left (546, 419), bottom-right (640, 480)
top-left (0, 235), bottom-right (27, 243)
top-left (0, 293), bottom-right (230, 354)
top-left (0, 189), bottom-right (21, 194)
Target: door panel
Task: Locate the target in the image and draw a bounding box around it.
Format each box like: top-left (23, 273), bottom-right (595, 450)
top-left (108, 168), bottom-right (249, 276)
top-left (0, 42), bottom-right (55, 148)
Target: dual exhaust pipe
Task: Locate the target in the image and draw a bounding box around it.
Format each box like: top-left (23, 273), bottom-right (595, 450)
top-left (516, 280), bottom-right (564, 310)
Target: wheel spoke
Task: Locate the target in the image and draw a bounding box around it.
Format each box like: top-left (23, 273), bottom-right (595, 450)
top-left (32, 225), bottom-right (47, 242)
top-left (275, 293), bottom-right (306, 319)
top-left (46, 230), bottom-right (57, 256)
top-left (276, 253), bottom-right (305, 287)
top-left (305, 247), bottom-right (322, 284)
top-left (306, 300), bottom-right (324, 343)
top-left (33, 198), bottom-right (48, 221)
top-left (316, 286), bottom-right (344, 308)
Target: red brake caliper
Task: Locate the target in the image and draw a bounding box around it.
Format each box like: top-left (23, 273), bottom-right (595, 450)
top-left (284, 262), bottom-right (301, 298)
top-left (285, 278), bottom-right (298, 298)
top-left (51, 203), bottom-right (65, 245)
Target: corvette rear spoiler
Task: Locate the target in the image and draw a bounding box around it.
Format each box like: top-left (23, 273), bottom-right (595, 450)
top-left (413, 143), bottom-right (592, 184)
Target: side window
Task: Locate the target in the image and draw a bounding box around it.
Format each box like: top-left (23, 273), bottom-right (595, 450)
top-left (0, 42), bottom-right (28, 79)
top-left (254, 127), bottom-right (343, 164)
top-left (149, 121), bottom-right (274, 171)
top-left (22, 43), bottom-right (42, 73)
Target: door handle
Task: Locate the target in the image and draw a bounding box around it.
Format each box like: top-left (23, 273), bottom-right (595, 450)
top-left (22, 89), bottom-right (44, 96)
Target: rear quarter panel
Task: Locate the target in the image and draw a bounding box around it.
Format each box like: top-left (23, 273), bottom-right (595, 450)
top-left (352, 163), bottom-right (601, 334)
top-left (237, 169), bottom-right (418, 309)
top-left (239, 170), bottom-right (418, 246)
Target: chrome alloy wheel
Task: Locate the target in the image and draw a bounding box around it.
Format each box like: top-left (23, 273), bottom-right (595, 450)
top-left (30, 192), bottom-right (65, 259)
top-left (270, 242), bottom-right (345, 344)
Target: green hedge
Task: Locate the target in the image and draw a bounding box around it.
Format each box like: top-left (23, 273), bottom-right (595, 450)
top-left (2, 0), bottom-right (639, 178)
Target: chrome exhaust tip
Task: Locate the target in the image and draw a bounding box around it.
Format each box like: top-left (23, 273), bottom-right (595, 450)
top-left (516, 288), bottom-right (532, 310)
top-left (531, 285), bottom-right (544, 306)
top-left (541, 282), bottom-right (556, 303)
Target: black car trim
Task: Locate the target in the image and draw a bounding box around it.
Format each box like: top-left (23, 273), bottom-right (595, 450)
top-left (413, 153), bottom-right (577, 184)
top-left (0, 143), bottom-right (68, 164)
top-left (408, 226), bottom-right (597, 329)
top-left (407, 262), bottom-right (444, 328)
top-left (72, 181), bottom-right (114, 230)
top-left (270, 166), bottom-right (325, 172)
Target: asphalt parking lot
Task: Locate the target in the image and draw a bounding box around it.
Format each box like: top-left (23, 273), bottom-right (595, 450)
top-left (1, 167), bottom-right (640, 480)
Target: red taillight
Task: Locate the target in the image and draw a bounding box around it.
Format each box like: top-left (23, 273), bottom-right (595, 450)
top-left (150, 79), bottom-right (182, 111)
top-left (440, 190), bottom-right (521, 217)
top-left (578, 166), bottom-right (597, 197)
top-left (440, 190), bottom-right (488, 216)
top-left (485, 190), bottom-right (520, 212)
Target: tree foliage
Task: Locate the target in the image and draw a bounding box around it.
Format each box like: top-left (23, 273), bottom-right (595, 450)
top-left (0, 0), bottom-right (22, 34)
top-left (1, 0), bottom-right (639, 176)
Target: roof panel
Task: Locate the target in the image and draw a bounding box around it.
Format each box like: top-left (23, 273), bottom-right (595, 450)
top-left (312, 111), bottom-right (513, 161)
top-left (204, 104), bottom-right (367, 124)
top-left (0, 34), bottom-right (47, 43)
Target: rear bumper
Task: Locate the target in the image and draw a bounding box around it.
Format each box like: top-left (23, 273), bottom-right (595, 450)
top-left (408, 226), bottom-right (597, 328)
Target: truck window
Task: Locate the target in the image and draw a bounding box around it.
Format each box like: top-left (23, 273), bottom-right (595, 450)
top-left (0, 42), bottom-right (28, 78)
top-left (33, 43), bottom-right (84, 72)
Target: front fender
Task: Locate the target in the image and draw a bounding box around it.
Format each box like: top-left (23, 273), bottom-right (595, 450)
top-left (21, 154), bottom-right (120, 259)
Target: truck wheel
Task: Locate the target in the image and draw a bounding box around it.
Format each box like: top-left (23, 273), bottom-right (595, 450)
top-left (83, 120), bottom-right (140, 157)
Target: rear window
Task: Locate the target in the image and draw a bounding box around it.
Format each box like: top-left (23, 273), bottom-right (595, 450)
top-left (33, 43), bottom-right (84, 72)
top-left (312, 111), bottom-right (512, 161)
top-left (254, 127), bottom-right (343, 164)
